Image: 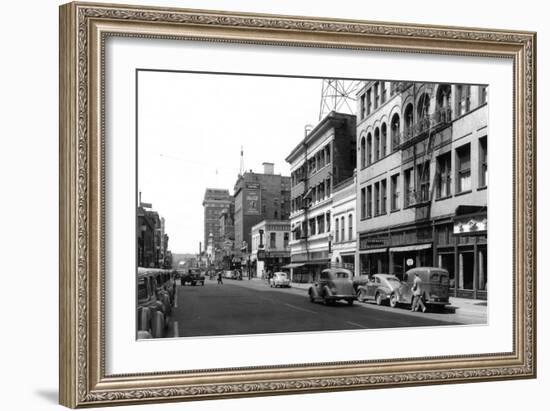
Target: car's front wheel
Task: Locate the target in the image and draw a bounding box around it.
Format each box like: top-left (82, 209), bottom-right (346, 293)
top-left (347, 299), bottom-right (354, 306)
top-left (308, 290), bottom-right (315, 303)
top-left (389, 293), bottom-right (399, 308)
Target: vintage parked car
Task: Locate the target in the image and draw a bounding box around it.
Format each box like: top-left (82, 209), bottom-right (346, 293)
top-left (356, 274), bottom-right (402, 305)
top-left (352, 274), bottom-right (371, 295)
top-left (179, 268), bottom-right (205, 286)
top-left (269, 272), bottom-right (291, 288)
top-left (308, 268), bottom-right (356, 305)
top-left (386, 267), bottom-right (451, 309)
top-left (136, 268), bottom-right (175, 338)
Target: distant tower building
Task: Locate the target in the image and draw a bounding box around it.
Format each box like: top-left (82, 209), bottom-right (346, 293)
top-left (202, 189), bottom-right (234, 260)
top-left (233, 162), bottom-right (291, 262)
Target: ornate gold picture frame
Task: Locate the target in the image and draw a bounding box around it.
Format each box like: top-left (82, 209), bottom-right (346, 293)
top-left (59, 1), bottom-right (536, 408)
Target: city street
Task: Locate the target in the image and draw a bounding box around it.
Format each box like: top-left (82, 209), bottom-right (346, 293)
top-left (167, 278), bottom-right (485, 338)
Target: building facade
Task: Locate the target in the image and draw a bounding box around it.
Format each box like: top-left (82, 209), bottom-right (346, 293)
top-left (356, 81), bottom-right (488, 299)
top-left (286, 111), bottom-right (357, 283)
top-left (233, 162), bottom-right (291, 265)
top-left (202, 188), bottom-right (233, 261)
top-left (137, 201), bottom-right (171, 268)
top-left (330, 173), bottom-right (357, 273)
top-left (250, 219), bottom-right (291, 277)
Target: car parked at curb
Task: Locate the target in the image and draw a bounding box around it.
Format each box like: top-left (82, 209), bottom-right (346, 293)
top-left (356, 274), bottom-right (402, 306)
top-left (137, 268), bottom-right (175, 338)
top-left (269, 272), bottom-right (291, 288)
top-left (385, 267), bottom-right (451, 310)
top-left (308, 268), bottom-right (356, 306)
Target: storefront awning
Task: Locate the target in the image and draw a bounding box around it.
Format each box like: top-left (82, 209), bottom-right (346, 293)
top-left (282, 263), bottom-right (305, 269)
top-left (389, 243), bottom-right (432, 253)
top-left (359, 247), bottom-right (387, 255)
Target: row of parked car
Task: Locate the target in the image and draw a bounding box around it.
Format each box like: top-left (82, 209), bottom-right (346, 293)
top-left (137, 267), bottom-right (177, 339)
top-left (308, 267), bottom-right (451, 310)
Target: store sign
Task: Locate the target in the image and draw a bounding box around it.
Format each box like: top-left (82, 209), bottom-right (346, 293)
top-left (453, 217), bottom-right (487, 235)
top-left (359, 235), bottom-right (389, 250)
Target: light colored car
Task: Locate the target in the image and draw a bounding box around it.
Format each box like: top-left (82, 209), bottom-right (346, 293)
top-left (269, 272), bottom-right (291, 288)
top-left (308, 268), bottom-right (356, 305)
top-left (357, 274), bottom-right (402, 306)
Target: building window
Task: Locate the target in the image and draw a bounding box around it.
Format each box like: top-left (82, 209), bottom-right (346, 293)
top-left (381, 123), bottom-right (387, 158)
top-left (366, 89), bottom-right (372, 115)
top-left (405, 168), bottom-right (414, 206)
top-left (335, 218), bottom-right (339, 242)
top-left (381, 178), bottom-right (387, 214)
top-left (390, 82), bottom-right (397, 96)
top-left (404, 103), bottom-right (414, 140)
top-left (374, 128), bottom-right (380, 162)
top-left (326, 212), bottom-right (331, 232)
top-left (374, 182), bottom-right (380, 216)
top-left (436, 152), bottom-right (452, 198)
top-left (456, 85), bottom-right (471, 116)
top-left (360, 137), bottom-right (366, 168)
top-left (283, 232), bottom-right (289, 248)
top-left (479, 86), bottom-right (488, 105)
top-left (367, 133), bottom-right (372, 165)
top-left (361, 187), bottom-right (366, 219)
top-left (374, 82), bottom-right (380, 109)
top-left (479, 137), bottom-right (488, 187)
top-left (391, 173), bottom-right (400, 211)
top-left (340, 216), bottom-right (345, 242)
top-left (436, 84), bottom-right (452, 123)
top-left (317, 214), bottom-right (325, 234)
top-left (381, 82), bottom-right (387, 104)
top-left (309, 218), bottom-right (316, 236)
top-left (456, 143), bottom-right (471, 193)
top-left (326, 178), bottom-right (331, 197)
top-left (348, 214), bottom-right (353, 240)
top-left (391, 113), bottom-right (400, 152)
top-left (325, 145), bottom-right (331, 164)
top-left (269, 232), bottom-right (276, 249)
top-left (367, 185), bottom-right (372, 217)
top-left (417, 161), bottom-right (430, 203)
top-left (360, 93), bottom-right (366, 119)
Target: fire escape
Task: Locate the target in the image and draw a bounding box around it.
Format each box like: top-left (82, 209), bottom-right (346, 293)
top-left (399, 83), bottom-right (453, 221)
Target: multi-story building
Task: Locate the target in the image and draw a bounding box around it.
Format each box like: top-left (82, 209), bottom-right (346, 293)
top-left (233, 162), bottom-right (291, 265)
top-left (218, 204), bottom-right (235, 269)
top-left (330, 172), bottom-right (357, 272)
top-left (356, 81), bottom-right (488, 299)
top-left (250, 219), bottom-right (291, 277)
top-left (202, 188), bottom-right (233, 259)
top-left (286, 111), bottom-right (357, 283)
top-left (137, 201), bottom-right (171, 268)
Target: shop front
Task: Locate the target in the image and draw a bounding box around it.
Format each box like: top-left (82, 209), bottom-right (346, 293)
top-left (288, 250), bottom-right (330, 283)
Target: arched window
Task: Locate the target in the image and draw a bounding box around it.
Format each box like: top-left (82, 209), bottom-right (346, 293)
top-left (391, 113), bottom-right (400, 152)
top-left (417, 93), bottom-right (430, 133)
top-left (374, 128), bottom-right (380, 162)
top-left (404, 104), bottom-right (414, 140)
top-left (436, 84), bottom-right (452, 123)
top-left (360, 136), bottom-right (366, 168)
top-left (381, 123), bottom-right (387, 158)
top-left (366, 133), bottom-right (372, 165)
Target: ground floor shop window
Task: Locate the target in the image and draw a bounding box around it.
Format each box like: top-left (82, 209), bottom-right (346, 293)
top-left (438, 252), bottom-right (455, 288)
top-left (478, 247), bottom-right (487, 291)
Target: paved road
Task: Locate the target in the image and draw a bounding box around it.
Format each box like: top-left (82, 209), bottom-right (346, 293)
top-left (170, 278), bottom-right (461, 338)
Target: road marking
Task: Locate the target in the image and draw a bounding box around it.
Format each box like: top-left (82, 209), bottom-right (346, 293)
top-left (346, 321), bottom-right (366, 328)
top-left (173, 321), bottom-right (179, 338)
top-left (284, 303), bottom-right (318, 315)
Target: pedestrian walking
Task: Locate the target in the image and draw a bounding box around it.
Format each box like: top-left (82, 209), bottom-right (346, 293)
top-left (217, 271), bottom-right (223, 285)
top-left (411, 272), bottom-right (427, 312)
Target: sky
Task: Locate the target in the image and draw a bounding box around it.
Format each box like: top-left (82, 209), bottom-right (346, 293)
top-left (138, 71), bottom-right (332, 254)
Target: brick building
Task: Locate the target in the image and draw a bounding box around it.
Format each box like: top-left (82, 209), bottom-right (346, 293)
top-left (356, 81), bottom-right (488, 299)
top-left (202, 188), bottom-right (233, 259)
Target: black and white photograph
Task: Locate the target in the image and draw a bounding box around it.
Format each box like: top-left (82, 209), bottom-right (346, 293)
top-left (136, 72), bottom-right (488, 339)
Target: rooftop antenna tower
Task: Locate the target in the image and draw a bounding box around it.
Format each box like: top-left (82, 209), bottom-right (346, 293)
top-left (319, 79), bottom-right (360, 120)
top-left (238, 145), bottom-right (244, 177)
